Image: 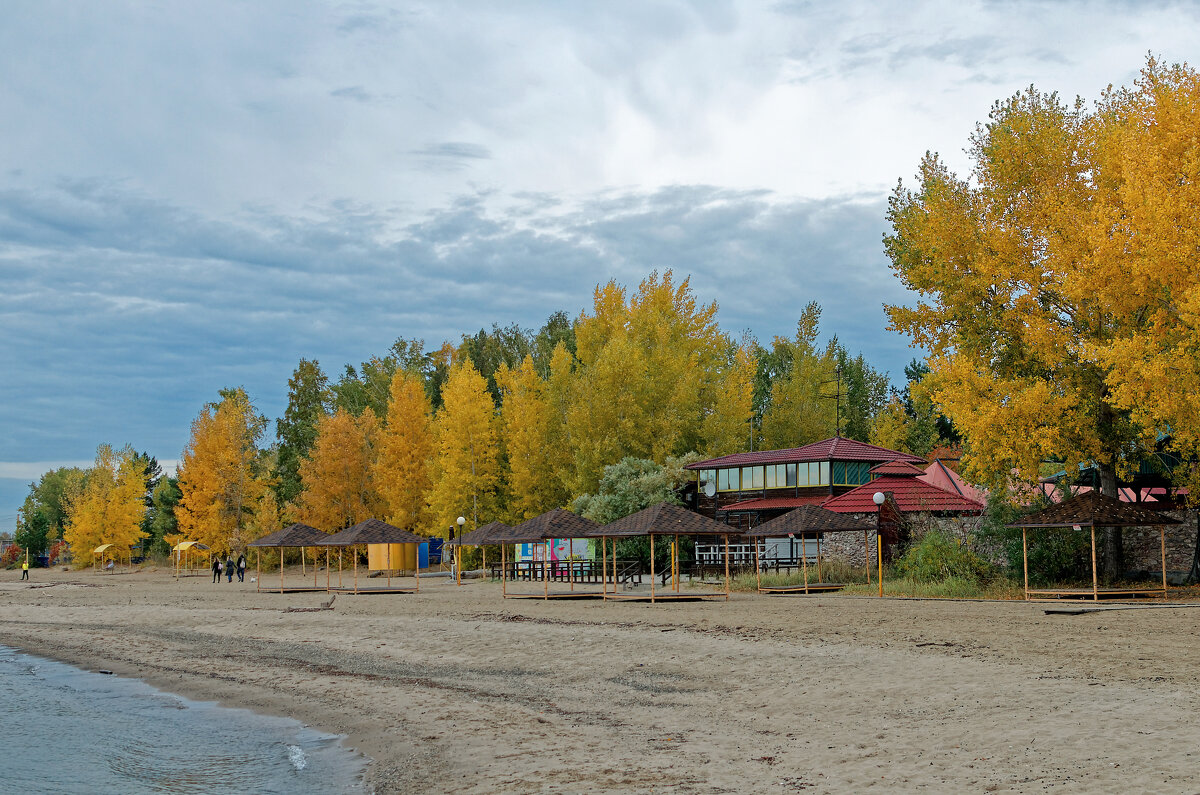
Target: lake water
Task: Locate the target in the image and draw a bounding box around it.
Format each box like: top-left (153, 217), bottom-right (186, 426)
top-left (0, 645), bottom-right (366, 794)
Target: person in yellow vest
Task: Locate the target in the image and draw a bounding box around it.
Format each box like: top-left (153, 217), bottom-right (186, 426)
top-left (21, 560), bottom-right (29, 580)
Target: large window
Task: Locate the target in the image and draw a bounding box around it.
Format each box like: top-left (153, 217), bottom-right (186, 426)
top-left (833, 461), bottom-right (871, 485)
top-left (742, 466), bottom-right (763, 490)
top-left (718, 468), bottom-right (740, 491)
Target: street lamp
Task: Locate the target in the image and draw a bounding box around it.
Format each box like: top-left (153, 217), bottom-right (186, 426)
top-left (872, 492), bottom-right (885, 597)
top-left (455, 516), bottom-right (466, 584)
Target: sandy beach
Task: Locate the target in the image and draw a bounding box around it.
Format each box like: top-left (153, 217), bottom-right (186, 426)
top-left (2, 568), bottom-right (1200, 793)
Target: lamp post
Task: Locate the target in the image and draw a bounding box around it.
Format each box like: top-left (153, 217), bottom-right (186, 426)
top-left (873, 492), bottom-right (885, 598)
top-left (455, 516), bottom-right (466, 585)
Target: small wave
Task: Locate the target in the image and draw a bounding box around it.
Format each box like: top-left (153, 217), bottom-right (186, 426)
top-left (287, 744), bottom-right (307, 771)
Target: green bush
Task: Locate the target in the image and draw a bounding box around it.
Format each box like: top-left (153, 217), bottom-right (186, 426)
top-left (894, 530), bottom-right (993, 583)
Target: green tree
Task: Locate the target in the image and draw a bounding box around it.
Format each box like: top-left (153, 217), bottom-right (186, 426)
top-left (274, 359), bottom-right (331, 507)
top-left (146, 477), bottom-right (181, 556)
top-left (13, 467), bottom-right (85, 557)
top-left (331, 338), bottom-right (430, 417)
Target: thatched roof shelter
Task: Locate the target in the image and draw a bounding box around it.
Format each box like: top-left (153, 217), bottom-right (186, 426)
top-left (502, 509), bottom-right (601, 543)
top-left (602, 501), bottom-right (734, 537)
top-left (1007, 490), bottom-right (1182, 529)
top-left (1006, 491), bottom-right (1181, 601)
top-left (744, 505), bottom-right (873, 536)
top-left (247, 523), bottom-right (328, 547)
top-left (743, 506), bottom-right (874, 595)
top-left (447, 520), bottom-right (512, 547)
top-left (316, 518), bottom-right (426, 546)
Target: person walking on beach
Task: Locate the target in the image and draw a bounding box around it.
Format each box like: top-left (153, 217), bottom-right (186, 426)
top-left (225, 555), bottom-right (235, 583)
top-left (212, 556), bottom-right (222, 583)
top-left (21, 560), bottom-right (29, 580)
top-left (236, 553), bottom-right (246, 583)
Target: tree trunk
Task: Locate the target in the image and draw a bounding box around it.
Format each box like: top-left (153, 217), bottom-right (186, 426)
top-left (1098, 465), bottom-right (1123, 583)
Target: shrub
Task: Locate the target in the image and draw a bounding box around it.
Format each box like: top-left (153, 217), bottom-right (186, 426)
top-left (894, 530), bottom-right (993, 584)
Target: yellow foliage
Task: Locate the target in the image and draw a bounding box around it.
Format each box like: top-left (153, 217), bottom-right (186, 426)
top-left (63, 444), bottom-right (147, 568)
top-left (702, 343), bottom-right (755, 457)
top-left (427, 360), bottom-right (500, 535)
top-left (373, 370), bottom-right (435, 533)
top-left (498, 355), bottom-right (568, 522)
top-left (177, 390), bottom-right (271, 553)
top-left (869, 398), bottom-right (911, 454)
top-left (297, 407), bottom-right (383, 531)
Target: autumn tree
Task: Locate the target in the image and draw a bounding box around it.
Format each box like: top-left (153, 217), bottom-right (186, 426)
top-left (63, 444), bottom-right (148, 567)
top-left (297, 407), bottom-right (384, 531)
top-left (176, 388), bottom-right (271, 553)
top-left (373, 370), bottom-right (435, 533)
top-left (427, 360), bottom-right (500, 534)
top-left (274, 358), bottom-right (330, 507)
top-left (757, 303), bottom-right (838, 449)
top-left (701, 341), bottom-right (756, 457)
top-left (332, 338), bottom-right (431, 416)
top-left (497, 355), bottom-right (569, 522)
top-left (14, 467), bottom-right (85, 558)
top-left (883, 61), bottom-right (1200, 578)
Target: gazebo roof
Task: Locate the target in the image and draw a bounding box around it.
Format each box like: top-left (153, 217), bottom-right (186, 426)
top-left (603, 501), bottom-right (736, 537)
top-left (448, 520), bottom-right (513, 546)
top-left (502, 509), bottom-right (602, 542)
top-left (744, 505), bottom-right (875, 537)
top-left (316, 518), bottom-right (427, 546)
top-left (247, 523), bottom-right (329, 547)
top-left (1007, 490), bottom-right (1182, 528)
top-left (172, 540), bottom-right (210, 552)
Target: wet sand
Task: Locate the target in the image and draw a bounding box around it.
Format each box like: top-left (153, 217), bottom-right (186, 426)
top-left (2, 567), bottom-right (1200, 793)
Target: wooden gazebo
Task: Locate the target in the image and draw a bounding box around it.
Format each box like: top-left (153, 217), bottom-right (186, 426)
top-left (93, 543), bottom-right (132, 574)
top-left (445, 520), bottom-right (512, 585)
top-left (1007, 491), bottom-right (1182, 601)
top-left (172, 540), bottom-right (211, 578)
top-left (247, 523), bottom-right (330, 593)
top-left (315, 518), bottom-right (427, 594)
top-left (601, 502), bottom-right (735, 603)
top-left (499, 509), bottom-right (603, 600)
top-left (745, 505), bottom-right (874, 594)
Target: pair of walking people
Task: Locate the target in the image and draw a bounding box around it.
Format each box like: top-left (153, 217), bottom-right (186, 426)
top-left (211, 553), bottom-right (247, 583)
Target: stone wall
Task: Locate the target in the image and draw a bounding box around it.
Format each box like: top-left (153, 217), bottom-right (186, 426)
top-left (814, 509), bottom-right (1198, 580)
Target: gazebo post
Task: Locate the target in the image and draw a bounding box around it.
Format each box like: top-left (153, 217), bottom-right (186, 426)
top-left (754, 536), bottom-right (761, 591)
top-left (543, 540), bottom-right (549, 600)
top-left (569, 538), bottom-right (574, 592)
top-left (802, 532), bottom-right (810, 594)
top-left (723, 533), bottom-right (731, 600)
top-left (1022, 527), bottom-right (1029, 601)
top-left (354, 546), bottom-right (359, 595)
top-left (338, 550), bottom-right (343, 588)
top-left (650, 534), bottom-right (656, 604)
top-left (326, 548), bottom-right (330, 592)
top-left (1160, 525), bottom-right (1168, 596)
top-left (1090, 525), bottom-right (1099, 601)
top-left (387, 543), bottom-right (392, 591)
top-left (279, 546), bottom-right (284, 593)
top-left (255, 550), bottom-right (260, 593)
top-left (864, 529), bottom-right (871, 584)
top-left (502, 543), bottom-right (507, 597)
top-left (674, 534), bottom-right (679, 593)
top-left (602, 535), bottom-right (607, 597)
top-left (817, 533), bottom-right (823, 582)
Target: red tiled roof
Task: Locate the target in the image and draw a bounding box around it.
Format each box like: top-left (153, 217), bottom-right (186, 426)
top-left (721, 495), bottom-right (829, 511)
top-left (822, 475), bottom-right (985, 514)
top-left (869, 460), bottom-right (926, 476)
top-left (686, 437), bottom-right (927, 469)
top-left (920, 460), bottom-right (989, 504)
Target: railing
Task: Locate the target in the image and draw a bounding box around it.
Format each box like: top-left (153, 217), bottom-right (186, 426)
top-left (492, 559), bottom-right (642, 586)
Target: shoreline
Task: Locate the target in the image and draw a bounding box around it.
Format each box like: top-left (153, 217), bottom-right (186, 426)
top-left (5, 567), bottom-right (1200, 793)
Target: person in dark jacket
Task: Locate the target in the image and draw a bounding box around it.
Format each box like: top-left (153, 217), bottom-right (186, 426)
top-left (211, 557), bottom-right (222, 583)
top-left (236, 553), bottom-right (247, 583)
top-left (225, 555), bottom-right (234, 582)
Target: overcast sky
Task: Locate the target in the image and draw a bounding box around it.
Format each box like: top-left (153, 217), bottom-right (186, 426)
top-left (2, 0), bottom-right (1197, 527)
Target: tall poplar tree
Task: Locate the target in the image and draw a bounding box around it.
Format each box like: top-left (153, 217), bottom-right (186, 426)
top-left (297, 408), bottom-right (383, 531)
top-left (63, 445), bottom-right (148, 567)
top-left (427, 360), bottom-right (500, 533)
top-left (373, 370), bottom-right (435, 533)
top-left (177, 389), bottom-right (271, 553)
top-left (274, 359), bottom-right (330, 507)
top-left (497, 355), bottom-right (567, 522)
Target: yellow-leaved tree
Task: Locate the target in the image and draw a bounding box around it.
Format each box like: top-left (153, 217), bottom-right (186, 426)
top-left (758, 303), bottom-right (838, 450)
top-left (297, 407), bottom-right (383, 531)
top-left (63, 444), bottom-right (148, 567)
top-left (497, 354), bottom-right (568, 522)
top-left (427, 360), bottom-right (499, 534)
top-left (176, 388), bottom-right (271, 553)
top-left (701, 341), bottom-right (756, 457)
top-left (881, 61), bottom-right (1200, 578)
top-left (373, 370), bottom-right (434, 533)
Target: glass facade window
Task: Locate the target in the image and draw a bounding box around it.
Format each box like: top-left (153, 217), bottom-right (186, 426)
top-left (832, 461), bottom-right (870, 485)
top-left (742, 466), bottom-right (763, 490)
top-left (765, 465), bottom-right (777, 489)
top-left (786, 463), bottom-right (797, 487)
top-left (819, 461), bottom-right (830, 485)
top-left (718, 468), bottom-right (740, 491)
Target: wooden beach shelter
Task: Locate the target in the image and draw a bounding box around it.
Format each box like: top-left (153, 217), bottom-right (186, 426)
top-left (171, 541), bottom-right (211, 578)
top-left (246, 523), bottom-right (330, 594)
top-left (601, 502), bottom-right (735, 603)
top-left (316, 518), bottom-right (427, 595)
top-left (745, 506), bottom-right (874, 594)
top-left (499, 509), bottom-right (604, 600)
top-left (93, 543), bottom-right (132, 574)
top-left (1008, 491), bottom-right (1181, 601)
top-left (445, 521), bottom-right (512, 585)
